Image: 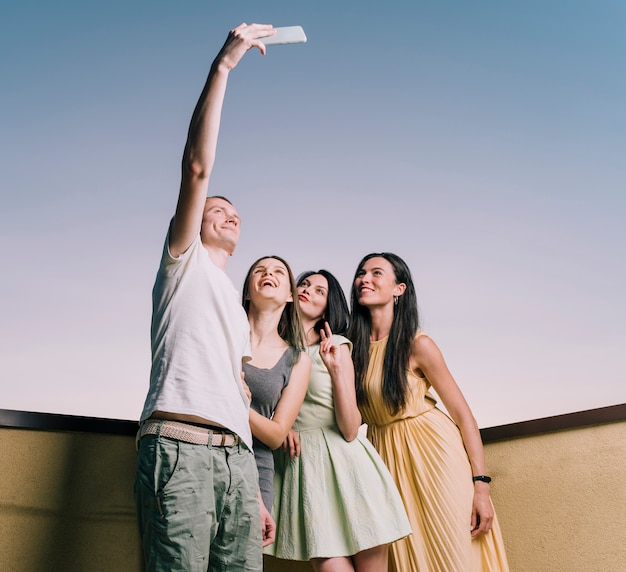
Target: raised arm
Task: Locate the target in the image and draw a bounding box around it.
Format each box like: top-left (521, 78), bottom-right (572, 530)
top-left (319, 324), bottom-right (362, 441)
top-left (249, 352), bottom-right (311, 450)
top-left (169, 23), bottom-right (275, 258)
top-left (410, 334), bottom-right (495, 537)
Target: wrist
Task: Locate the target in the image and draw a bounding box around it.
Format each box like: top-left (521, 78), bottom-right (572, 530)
top-left (212, 57), bottom-right (233, 74)
top-left (472, 475), bottom-right (492, 484)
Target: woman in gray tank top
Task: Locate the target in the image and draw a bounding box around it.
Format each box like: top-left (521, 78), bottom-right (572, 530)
top-left (241, 255), bottom-right (311, 512)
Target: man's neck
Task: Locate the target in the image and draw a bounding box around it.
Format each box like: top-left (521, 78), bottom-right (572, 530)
top-left (203, 242), bottom-right (230, 272)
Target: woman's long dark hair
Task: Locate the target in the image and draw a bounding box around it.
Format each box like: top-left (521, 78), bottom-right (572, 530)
top-left (296, 270), bottom-right (349, 338)
top-left (349, 253), bottom-right (419, 415)
top-left (242, 255), bottom-right (306, 352)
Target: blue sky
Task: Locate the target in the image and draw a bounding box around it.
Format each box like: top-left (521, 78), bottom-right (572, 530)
top-left (1, 1), bottom-right (625, 426)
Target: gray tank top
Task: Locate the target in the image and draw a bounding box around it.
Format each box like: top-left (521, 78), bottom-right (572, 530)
top-left (243, 347), bottom-right (298, 511)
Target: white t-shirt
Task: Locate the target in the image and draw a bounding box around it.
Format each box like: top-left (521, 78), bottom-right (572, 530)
top-left (140, 231), bottom-right (253, 448)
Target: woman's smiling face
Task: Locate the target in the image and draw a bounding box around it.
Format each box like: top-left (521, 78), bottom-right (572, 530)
top-left (248, 257), bottom-right (293, 305)
top-left (354, 256), bottom-right (403, 308)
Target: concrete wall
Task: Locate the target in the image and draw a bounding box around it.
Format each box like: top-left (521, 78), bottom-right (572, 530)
top-left (0, 429), bottom-right (142, 572)
top-left (485, 421), bottom-right (626, 572)
top-left (1, 418), bottom-right (625, 572)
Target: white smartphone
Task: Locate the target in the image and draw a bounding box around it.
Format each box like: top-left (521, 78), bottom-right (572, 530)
top-left (260, 26), bottom-right (307, 46)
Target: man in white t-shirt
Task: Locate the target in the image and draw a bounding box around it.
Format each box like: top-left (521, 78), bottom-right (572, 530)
top-left (134, 24), bottom-right (277, 572)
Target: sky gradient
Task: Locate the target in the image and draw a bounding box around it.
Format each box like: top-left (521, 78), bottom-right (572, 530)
top-left (1, 1), bottom-right (625, 427)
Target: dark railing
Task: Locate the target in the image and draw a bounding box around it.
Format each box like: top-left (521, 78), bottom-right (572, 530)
top-left (2, 403), bottom-right (626, 442)
top-left (481, 402), bottom-right (626, 442)
top-left (0, 409), bottom-right (137, 436)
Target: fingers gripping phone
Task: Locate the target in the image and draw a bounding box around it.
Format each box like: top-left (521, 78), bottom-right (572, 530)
top-left (260, 26), bottom-right (307, 46)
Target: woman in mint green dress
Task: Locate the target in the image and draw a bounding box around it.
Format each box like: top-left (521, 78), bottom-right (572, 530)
top-left (266, 270), bottom-right (411, 571)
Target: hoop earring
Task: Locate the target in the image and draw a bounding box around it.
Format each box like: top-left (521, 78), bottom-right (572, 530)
top-left (394, 296), bottom-right (399, 306)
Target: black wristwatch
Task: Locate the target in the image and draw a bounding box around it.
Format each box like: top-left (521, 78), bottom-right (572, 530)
top-left (472, 475), bottom-right (492, 484)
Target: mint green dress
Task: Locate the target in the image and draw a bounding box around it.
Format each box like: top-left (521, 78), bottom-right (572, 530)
top-left (266, 335), bottom-right (411, 560)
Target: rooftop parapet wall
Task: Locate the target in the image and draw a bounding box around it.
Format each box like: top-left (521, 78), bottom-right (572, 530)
top-left (1, 405), bottom-right (625, 572)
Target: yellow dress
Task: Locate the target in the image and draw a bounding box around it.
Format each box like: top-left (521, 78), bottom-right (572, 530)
top-left (360, 334), bottom-right (509, 571)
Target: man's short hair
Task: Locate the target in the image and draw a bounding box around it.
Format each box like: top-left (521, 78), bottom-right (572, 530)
top-left (207, 195), bottom-right (233, 205)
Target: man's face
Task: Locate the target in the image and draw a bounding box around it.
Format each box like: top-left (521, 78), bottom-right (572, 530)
top-left (201, 197), bottom-right (241, 254)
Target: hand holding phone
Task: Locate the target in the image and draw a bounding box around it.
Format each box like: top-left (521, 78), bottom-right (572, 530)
top-left (260, 26), bottom-right (307, 46)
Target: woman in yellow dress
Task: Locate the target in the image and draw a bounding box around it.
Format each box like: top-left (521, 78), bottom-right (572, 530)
top-left (349, 252), bottom-right (509, 571)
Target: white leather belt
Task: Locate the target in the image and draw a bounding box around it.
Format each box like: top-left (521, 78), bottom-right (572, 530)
top-left (138, 420), bottom-right (239, 447)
